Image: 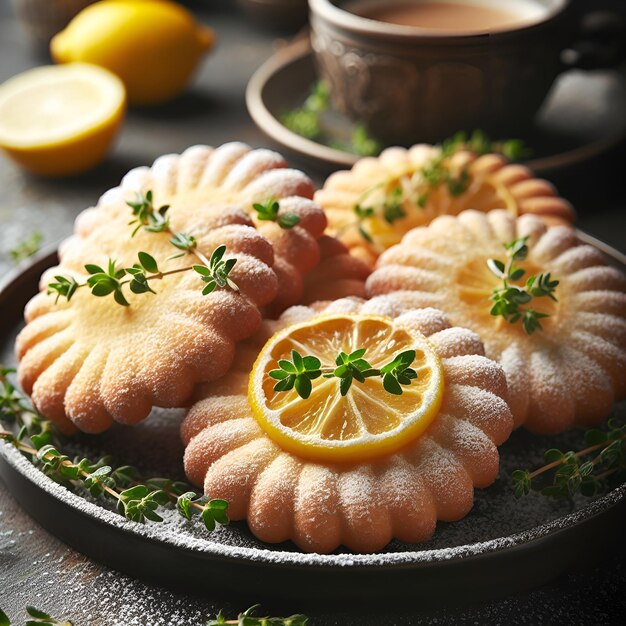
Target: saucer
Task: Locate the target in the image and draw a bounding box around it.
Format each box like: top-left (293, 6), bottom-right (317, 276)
top-left (246, 38), bottom-right (626, 175)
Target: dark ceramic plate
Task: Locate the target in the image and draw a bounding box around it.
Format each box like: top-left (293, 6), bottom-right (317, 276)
top-left (246, 39), bottom-right (626, 175)
top-left (0, 240), bottom-right (625, 604)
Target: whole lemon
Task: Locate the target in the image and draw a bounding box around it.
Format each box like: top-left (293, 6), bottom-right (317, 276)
top-left (51, 0), bottom-right (215, 106)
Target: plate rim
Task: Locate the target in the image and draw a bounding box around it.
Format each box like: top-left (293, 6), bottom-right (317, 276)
top-left (2, 434), bottom-right (624, 569)
top-left (1, 238), bottom-right (625, 570)
top-left (246, 38), bottom-right (626, 174)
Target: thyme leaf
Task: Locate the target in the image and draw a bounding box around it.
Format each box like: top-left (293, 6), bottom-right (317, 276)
top-left (169, 231), bottom-right (197, 252)
top-left (193, 244), bottom-right (239, 295)
top-left (127, 189), bottom-right (170, 236)
top-left (9, 231), bottom-right (42, 264)
top-left (252, 198), bottom-right (301, 229)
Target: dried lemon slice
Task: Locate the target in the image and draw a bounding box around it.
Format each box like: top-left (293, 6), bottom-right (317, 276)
top-left (248, 314), bottom-right (444, 463)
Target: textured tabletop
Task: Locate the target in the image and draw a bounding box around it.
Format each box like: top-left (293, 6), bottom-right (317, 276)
top-left (1, 1), bottom-right (625, 624)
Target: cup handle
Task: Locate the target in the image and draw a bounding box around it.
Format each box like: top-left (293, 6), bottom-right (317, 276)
top-left (561, 11), bottom-right (626, 70)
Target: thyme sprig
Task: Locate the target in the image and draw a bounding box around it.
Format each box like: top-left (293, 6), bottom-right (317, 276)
top-left (47, 252), bottom-right (190, 306)
top-left (487, 237), bottom-right (559, 334)
top-left (281, 80), bottom-right (381, 157)
top-left (512, 418), bottom-right (626, 498)
top-left (350, 130), bottom-right (528, 243)
top-left (209, 605), bottom-right (308, 626)
top-left (127, 189), bottom-right (170, 236)
top-left (351, 140), bottom-right (472, 243)
top-left (47, 190), bottom-right (239, 306)
top-left (269, 348), bottom-right (417, 399)
top-left (252, 198), bottom-right (301, 229)
top-left (9, 231), bottom-right (42, 264)
top-left (193, 244), bottom-right (239, 295)
top-left (0, 368), bottom-right (229, 532)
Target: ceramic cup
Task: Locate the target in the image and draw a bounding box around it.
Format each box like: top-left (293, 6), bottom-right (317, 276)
top-left (309, 0), bottom-right (626, 144)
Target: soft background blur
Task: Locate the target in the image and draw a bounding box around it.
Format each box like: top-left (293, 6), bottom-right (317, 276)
top-left (1, 0), bottom-right (625, 278)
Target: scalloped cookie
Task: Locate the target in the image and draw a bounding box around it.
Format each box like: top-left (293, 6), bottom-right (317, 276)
top-left (317, 145), bottom-right (575, 268)
top-left (367, 209), bottom-right (626, 433)
top-left (16, 188), bottom-right (279, 434)
top-left (182, 295), bottom-right (513, 553)
top-left (113, 143), bottom-right (329, 315)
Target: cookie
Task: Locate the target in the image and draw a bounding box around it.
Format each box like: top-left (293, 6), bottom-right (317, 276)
top-left (316, 145), bottom-right (575, 267)
top-left (182, 295), bottom-right (513, 553)
top-left (16, 190), bottom-right (278, 434)
top-left (367, 209), bottom-right (626, 433)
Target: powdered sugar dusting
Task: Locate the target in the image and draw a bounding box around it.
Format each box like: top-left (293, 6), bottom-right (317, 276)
top-left (369, 209), bottom-right (626, 433)
top-left (181, 296), bottom-right (516, 553)
top-left (1, 412), bottom-right (625, 568)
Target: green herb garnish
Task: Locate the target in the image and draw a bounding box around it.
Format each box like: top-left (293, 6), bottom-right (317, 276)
top-left (192, 244), bottom-right (239, 295)
top-left (127, 189), bottom-right (170, 236)
top-left (0, 368), bottom-right (229, 533)
top-left (444, 129), bottom-right (530, 161)
top-left (169, 231), bottom-right (197, 252)
top-left (269, 348), bottom-right (417, 399)
top-left (208, 605), bottom-right (308, 626)
top-left (47, 190), bottom-right (239, 306)
top-left (487, 236), bottom-right (559, 334)
top-left (350, 130), bottom-right (529, 244)
top-left (351, 152), bottom-right (471, 243)
top-left (252, 197), bottom-right (301, 229)
top-left (9, 231), bottom-right (42, 263)
top-left (0, 605), bottom-right (73, 626)
top-left (0, 604), bottom-right (309, 626)
top-left (49, 252), bottom-right (160, 305)
top-left (281, 80), bottom-right (381, 157)
top-left (512, 418), bottom-right (626, 498)
top-left (350, 124), bottom-right (382, 158)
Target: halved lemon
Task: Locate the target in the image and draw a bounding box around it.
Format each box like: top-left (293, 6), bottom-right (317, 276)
top-left (249, 314), bottom-right (444, 463)
top-left (0, 63), bottom-right (125, 177)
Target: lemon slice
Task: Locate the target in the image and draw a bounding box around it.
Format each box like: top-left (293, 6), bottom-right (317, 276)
top-left (249, 314), bottom-right (444, 463)
top-left (0, 63), bottom-right (125, 176)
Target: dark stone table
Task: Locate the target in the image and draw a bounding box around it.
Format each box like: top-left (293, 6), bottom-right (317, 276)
top-left (1, 1), bottom-right (625, 624)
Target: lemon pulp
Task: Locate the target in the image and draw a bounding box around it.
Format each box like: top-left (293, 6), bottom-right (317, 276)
top-left (347, 168), bottom-right (520, 254)
top-left (0, 63), bottom-right (125, 176)
top-left (249, 314), bottom-right (444, 463)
